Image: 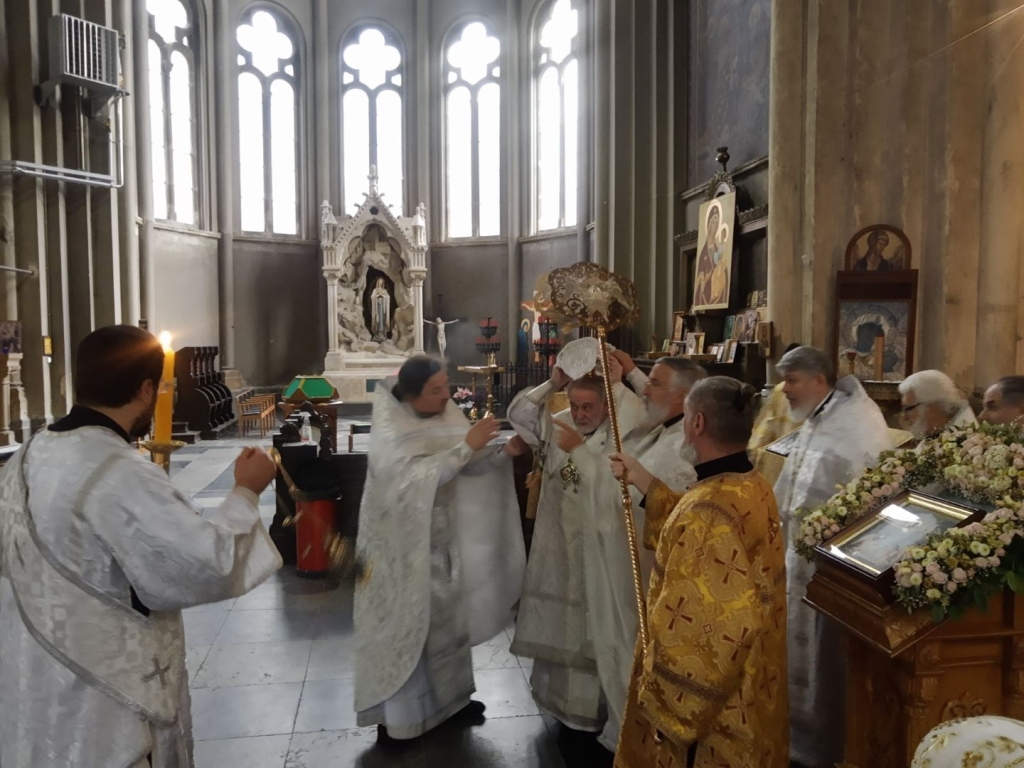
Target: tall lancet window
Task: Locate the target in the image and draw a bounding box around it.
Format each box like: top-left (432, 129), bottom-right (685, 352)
top-left (236, 8), bottom-right (300, 235)
top-left (340, 26), bottom-right (404, 215)
top-left (534, 0), bottom-right (579, 232)
top-left (147, 0), bottom-right (198, 225)
top-left (444, 20), bottom-right (501, 239)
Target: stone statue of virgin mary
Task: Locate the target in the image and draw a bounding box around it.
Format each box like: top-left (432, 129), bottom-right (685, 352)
top-left (370, 278), bottom-right (391, 342)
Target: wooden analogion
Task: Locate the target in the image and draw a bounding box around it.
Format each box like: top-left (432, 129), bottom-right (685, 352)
top-left (805, 561), bottom-right (1024, 768)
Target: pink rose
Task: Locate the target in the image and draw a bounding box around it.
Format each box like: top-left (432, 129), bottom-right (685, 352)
top-left (952, 568), bottom-right (968, 582)
top-left (911, 563), bottom-right (923, 573)
top-left (830, 524), bottom-right (841, 533)
top-left (1015, 458), bottom-right (1024, 469)
top-left (871, 488), bottom-right (884, 498)
top-left (997, 548), bottom-right (1007, 557)
top-left (988, 556), bottom-right (1001, 567)
top-left (925, 563), bottom-right (940, 575)
top-left (975, 557), bottom-right (990, 568)
top-left (946, 581), bottom-right (958, 593)
top-left (880, 484), bottom-right (894, 497)
top-left (932, 572), bottom-right (948, 584)
top-left (999, 533), bottom-right (1015, 546)
top-left (896, 466), bottom-right (907, 476)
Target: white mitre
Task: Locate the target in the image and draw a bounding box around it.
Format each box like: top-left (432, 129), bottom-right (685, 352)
top-left (555, 337), bottom-right (619, 381)
top-left (912, 716), bottom-right (1024, 767)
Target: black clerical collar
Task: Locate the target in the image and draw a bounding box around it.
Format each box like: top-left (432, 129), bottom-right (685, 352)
top-left (695, 451), bottom-right (753, 481)
top-left (811, 389), bottom-right (836, 420)
top-left (49, 405), bottom-right (132, 444)
top-left (663, 413), bottom-right (684, 430)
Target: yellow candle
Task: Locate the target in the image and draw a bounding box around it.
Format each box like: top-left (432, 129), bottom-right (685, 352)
top-left (154, 332), bottom-right (175, 443)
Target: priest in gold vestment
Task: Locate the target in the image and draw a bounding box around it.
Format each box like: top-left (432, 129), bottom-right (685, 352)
top-left (609, 376), bottom-right (789, 768)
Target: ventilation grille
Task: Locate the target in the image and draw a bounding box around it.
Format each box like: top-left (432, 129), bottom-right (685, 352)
top-left (48, 14), bottom-right (121, 93)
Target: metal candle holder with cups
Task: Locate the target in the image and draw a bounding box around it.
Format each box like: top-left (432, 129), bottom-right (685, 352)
top-left (457, 317), bottom-right (505, 421)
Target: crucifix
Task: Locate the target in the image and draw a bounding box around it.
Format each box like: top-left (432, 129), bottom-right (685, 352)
top-left (423, 317), bottom-right (460, 358)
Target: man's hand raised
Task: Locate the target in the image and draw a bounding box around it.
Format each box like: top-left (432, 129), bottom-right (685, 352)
top-left (465, 415), bottom-right (500, 450)
top-left (553, 418), bottom-right (584, 453)
top-left (234, 447), bottom-right (277, 496)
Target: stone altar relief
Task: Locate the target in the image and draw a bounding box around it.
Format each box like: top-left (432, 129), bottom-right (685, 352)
top-left (320, 168), bottom-right (427, 401)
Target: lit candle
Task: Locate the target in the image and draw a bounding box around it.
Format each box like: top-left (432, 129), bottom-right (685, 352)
top-left (154, 331), bottom-right (175, 443)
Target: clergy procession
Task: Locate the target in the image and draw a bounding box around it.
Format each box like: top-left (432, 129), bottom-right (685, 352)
top-left (5, 318), bottom-right (1024, 768)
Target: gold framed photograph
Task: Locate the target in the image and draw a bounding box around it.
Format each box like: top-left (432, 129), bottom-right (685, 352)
top-left (671, 311), bottom-right (687, 342)
top-left (816, 490), bottom-right (983, 581)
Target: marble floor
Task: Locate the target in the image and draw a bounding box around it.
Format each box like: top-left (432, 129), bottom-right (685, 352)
top-left (174, 435), bottom-right (590, 768)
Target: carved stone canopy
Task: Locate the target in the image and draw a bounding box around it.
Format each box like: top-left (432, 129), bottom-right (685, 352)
top-left (320, 168), bottom-right (429, 391)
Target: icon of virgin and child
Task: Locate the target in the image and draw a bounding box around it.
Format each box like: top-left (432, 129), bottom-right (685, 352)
top-left (692, 193), bottom-right (736, 310)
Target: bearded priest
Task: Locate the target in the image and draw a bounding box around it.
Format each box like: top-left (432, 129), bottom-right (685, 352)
top-left (507, 346), bottom-right (646, 761)
top-left (610, 352), bottom-right (704, 584)
top-left (0, 325), bottom-right (282, 768)
top-left (609, 376), bottom-right (789, 768)
top-left (354, 356), bottom-right (527, 743)
top-left (773, 345), bottom-right (893, 768)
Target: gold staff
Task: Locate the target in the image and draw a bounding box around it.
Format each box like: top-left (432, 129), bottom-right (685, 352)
top-left (546, 263), bottom-right (648, 648)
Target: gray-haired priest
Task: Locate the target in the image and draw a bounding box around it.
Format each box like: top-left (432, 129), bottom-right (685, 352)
top-left (0, 326), bottom-right (282, 768)
top-left (506, 343), bottom-right (646, 762)
top-left (772, 345), bottom-right (893, 768)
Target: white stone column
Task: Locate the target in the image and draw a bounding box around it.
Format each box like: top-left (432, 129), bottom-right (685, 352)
top-left (323, 272), bottom-right (342, 371)
top-left (410, 271), bottom-right (426, 354)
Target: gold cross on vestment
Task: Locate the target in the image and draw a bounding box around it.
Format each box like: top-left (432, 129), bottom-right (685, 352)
top-left (142, 656), bottom-right (172, 688)
top-left (722, 626), bottom-right (752, 662)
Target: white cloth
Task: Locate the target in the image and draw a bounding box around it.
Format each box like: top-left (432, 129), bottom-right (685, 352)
top-left (773, 375), bottom-right (893, 768)
top-left (913, 716), bottom-right (1024, 767)
top-left (0, 426), bottom-right (281, 768)
top-left (507, 377), bottom-right (646, 750)
top-left (353, 380), bottom-right (525, 734)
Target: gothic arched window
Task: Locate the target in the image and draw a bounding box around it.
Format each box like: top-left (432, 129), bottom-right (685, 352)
top-left (147, 0), bottom-right (198, 225)
top-left (534, 0), bottom-right (579, 232)
top-left (237, 7), bottom-right (300, 235)
top-left (444, 20), bottom-right (501, 240)
top-left (340, 26), bottom-right (404, 216)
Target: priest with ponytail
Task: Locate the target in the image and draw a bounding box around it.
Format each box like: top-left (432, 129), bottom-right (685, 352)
top-left (609, 376), bottom-right (789, 768)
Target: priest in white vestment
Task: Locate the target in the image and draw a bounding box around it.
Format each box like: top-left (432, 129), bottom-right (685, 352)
top-left (0, 325), bottom-right (282, 768)
top-left (354, 356), bottom-right (527, 743)
top-left (614, 353), bottom-right (704, 580)
top-left (507, 345), bottom-right (646, 758)
top-left (772, 346), bottom-right (893, 768)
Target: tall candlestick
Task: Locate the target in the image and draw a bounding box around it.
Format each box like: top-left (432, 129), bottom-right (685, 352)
top-left (154, 331), bottom-right (175, 443)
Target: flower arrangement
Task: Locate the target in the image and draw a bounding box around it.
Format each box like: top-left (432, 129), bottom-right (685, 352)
top-left (451, 387), bottom-right (477, 412)
top-left (795, 421), bottom-right (1024, 619)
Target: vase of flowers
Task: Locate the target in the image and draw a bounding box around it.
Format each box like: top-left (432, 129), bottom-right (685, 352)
top-left (452, 387), bottom-right (476, 417)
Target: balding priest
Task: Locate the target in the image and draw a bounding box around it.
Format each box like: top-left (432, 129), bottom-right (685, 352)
top-left (0, 325), bottom-right (282, 768)
top-left (507, 341), bottom-right (645, 762)
top-left (773, 345), bottom-right (893, 768)
top-left (981, 375), bottom-right (1024, 426)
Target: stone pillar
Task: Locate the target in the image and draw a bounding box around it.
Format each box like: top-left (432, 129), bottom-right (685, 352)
top-left (593, 0), bottom-right (611, 269)
top-left (0, 0), bottom-right (18, 320)
top-left (506, 0), bottom-right (522, 359)
top-left (0, 353), bottom-right (27, 445)
top-left (411, 273), bottom-right (426, 354)
top-left (415, 0), bottom-right (432, 308)
top-left (115, 0), bottom-right (140, 325)
top-left (766, 0), bottom-right (808, 367)
top-left (132, 0), bottom-right (156, 327)
top-left (214, 0), bottom-right (237, 375)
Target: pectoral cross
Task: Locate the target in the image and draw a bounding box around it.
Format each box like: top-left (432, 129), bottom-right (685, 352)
top-left (142, 656), bottom-right (172, 688)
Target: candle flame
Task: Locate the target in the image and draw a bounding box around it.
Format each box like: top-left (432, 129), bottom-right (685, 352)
top-left (158, 331), bottom-right (172, 350)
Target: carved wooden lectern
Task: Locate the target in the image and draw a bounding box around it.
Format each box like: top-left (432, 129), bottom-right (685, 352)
top-left (805, 561), bottom-right (1024, 768)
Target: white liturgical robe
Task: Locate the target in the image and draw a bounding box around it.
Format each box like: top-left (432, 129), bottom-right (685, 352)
top-left (773, 375), bottom-right (893, 768)
top-left (354, 378), bottom-right (525, 739)
top-left (507, 377), bottom-right (647, 751)
top-left (0, 420), bottom-right (281, 768)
